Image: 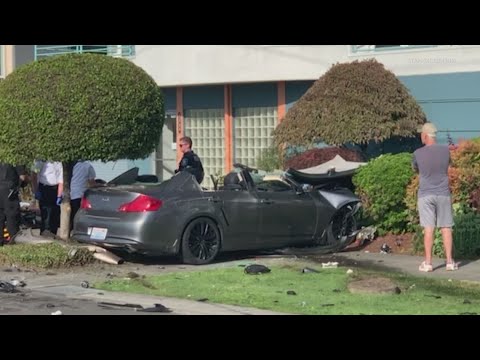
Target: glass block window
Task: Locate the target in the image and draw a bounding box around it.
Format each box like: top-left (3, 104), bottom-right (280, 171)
top-left (184, 109), bottom-right (225, 189)
top-left (233, 106), bottom-right (277, 168)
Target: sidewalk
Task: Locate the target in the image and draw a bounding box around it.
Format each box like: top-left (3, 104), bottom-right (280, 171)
top-left (28, 284), bottom-right (288, 315)
top-left (326, 251), bottom-right (480, 283)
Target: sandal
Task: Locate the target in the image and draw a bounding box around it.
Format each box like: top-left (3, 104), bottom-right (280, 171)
top-left (419, 261), bottom-right (433, 272)
top-left (446, 262), bottom-right (458, 271)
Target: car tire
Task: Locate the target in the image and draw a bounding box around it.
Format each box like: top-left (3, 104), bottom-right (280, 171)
top-left (181, 217), bottom-right (221, 265)
top-left (325, 204), bottom-right (358, 250)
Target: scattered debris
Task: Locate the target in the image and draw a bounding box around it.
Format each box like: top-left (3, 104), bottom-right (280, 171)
top-left (301, 267), bottom-right (319, 273)
top-left (81, 281), bottom-right (90, 289)
top-left (355, 226), bottom-right (377, 246)
top-left (93, 252), bottom-right (124, 265)
top-left (380, 243), bottom-right (391, 254)
top-left (51, 310), bottom-right (62, 315)
top-left (321, 303), bottom-right (335, 307)
top-left (286, 290), bottom-right (297, 296)
top-left (377, 260), bottom-right (384, 263)
top-left (244, 264), bottom-right (271, 275)
top-left (346, 269), bottom-right (354, 274)
top-left (0, 280), bottom-right (15, 293)
top-left (197, 298), bottom-right (209, 302)
top-left (97, 292), bottom-right (104, 295)
top-left (97, 302), bottom-right (143, 309)
top-left (394, 287), bottom-right (402, 294)
top-left (408, 284), bottom-right (416, 290)
top-left (46, 303), bottom-right (55, 308)
top-left (424, 295), bottom-right (442, 299)
top-left (8, 279), bottom-right (26, 287)
top-left (321, 262), bottom-right (338, 268)
top-left (45, 272), bottom-right (56, 276)
top-left (136, 303), bottom-right (172, 313)
top-left (332, 289), bottom-right (341, 293)
top-left (106, 272), bottom-right (115, 278)
top-left (126, 271), bottom-right (140, 279)
top-left (158, 266), bottom-right (166, 270)
top-left (463, 299), bottom-right (472, 304)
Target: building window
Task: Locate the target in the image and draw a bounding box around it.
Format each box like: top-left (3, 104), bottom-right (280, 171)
top-left (34, 45), bottom-right (135, 60)
top-left (233, 106), bottom-right (277, 168)
top-left (0, 45), bottom-right (4, 78)
top-left (351, 45), bottom-right (437, 53)
top-left (184, 109), bottom-right (225, 189)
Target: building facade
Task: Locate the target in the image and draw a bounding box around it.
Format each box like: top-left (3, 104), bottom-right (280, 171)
top-left (2, 45), bottom-right (480, 186)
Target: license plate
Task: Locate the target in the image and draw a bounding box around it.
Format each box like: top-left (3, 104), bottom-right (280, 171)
top-left (90, 227), bottom-right (108, 240)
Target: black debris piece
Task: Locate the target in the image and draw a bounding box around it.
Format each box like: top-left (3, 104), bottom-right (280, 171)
top-left (394, 287), bottom-right (402, 294)
top-left (321, 304), bottom-right (335, 307)
top-left (380, 243), bottom-right (391, 254)
top-left (97, 302), bottom-right (143, 309)
top-left (0, 281), bottom-right (15, 293)
top-left (244, 264), bottom-right (271, 275)
top-left (301, 267), bottom-right (319, 273)
top-left (81, 281), bottom-right (90, 289)
top-left (197, 298), bottom-right (209, 302)
top-left (286, 290), bottom-right (297, 296)
top-left (136, 303), bottom-right (172, 313)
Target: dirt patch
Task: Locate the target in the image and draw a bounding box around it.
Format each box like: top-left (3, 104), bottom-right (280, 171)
top-left (345, 233), bottom-right (418, 256)
top-left (348, 276), bottom-right (401, 295)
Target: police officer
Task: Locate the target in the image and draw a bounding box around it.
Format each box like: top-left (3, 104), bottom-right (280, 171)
top-left (0, 163), bottom-right (26, 245)
top-left (175, 136), bottom-right (204, 184)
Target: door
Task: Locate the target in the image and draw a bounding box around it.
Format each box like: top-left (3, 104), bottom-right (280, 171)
top-left (256, 180), bottom-right (317, 247)
top-left (212, 189), bottom-right (260, 251)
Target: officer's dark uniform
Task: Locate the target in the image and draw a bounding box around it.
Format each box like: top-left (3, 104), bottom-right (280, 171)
top-left (175, 150), bottom-right (205, 184)
top-left (0, 163), bottom-right (25, 245)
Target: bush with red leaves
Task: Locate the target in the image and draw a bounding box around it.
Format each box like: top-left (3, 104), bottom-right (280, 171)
top-left (284, 147), bottom-right (365, 170)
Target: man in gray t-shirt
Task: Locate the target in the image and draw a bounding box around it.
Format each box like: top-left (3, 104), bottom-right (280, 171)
top-left (412, 122), bottom-right (457, 272)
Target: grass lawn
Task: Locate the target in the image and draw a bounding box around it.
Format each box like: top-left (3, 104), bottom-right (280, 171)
top-left (0, 243), bottom-right (95, 269)
top-left (95, 262), bottom-right (480, 315)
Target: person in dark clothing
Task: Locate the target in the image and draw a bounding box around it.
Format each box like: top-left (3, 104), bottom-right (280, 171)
top-left (0, 163), bottom-right (27, 245)
top-left (175, 136), bottom-right (205, 184)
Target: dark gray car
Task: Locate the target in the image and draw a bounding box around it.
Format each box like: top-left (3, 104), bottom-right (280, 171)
top-left (73, 164), bottom-right (361, 264)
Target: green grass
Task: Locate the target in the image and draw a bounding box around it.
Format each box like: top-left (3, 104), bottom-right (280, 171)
top-left (0, 243), bottom-right (95, 269)
top-left (96, 263), bottom-right (480, 315)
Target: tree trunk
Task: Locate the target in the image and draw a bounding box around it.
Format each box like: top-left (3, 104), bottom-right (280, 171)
top-left (58, 161), bottom-right (75, 241)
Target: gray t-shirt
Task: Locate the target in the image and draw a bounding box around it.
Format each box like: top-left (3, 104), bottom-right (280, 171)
top-left (412, 144), bottom-right (450, 198)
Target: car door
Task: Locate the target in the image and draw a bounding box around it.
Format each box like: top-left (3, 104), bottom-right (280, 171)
top-left (256, 180), bottom-right (317, 247)
top-left (210, 188), bottom-right (261, 251)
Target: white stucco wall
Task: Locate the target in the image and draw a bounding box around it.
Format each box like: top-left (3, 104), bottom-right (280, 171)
top-left (132, 45), bottom-right (480, 86)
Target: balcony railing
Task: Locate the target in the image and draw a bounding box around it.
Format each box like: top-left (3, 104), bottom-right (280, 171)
top-left (34, 45), bottom-right (135, 60)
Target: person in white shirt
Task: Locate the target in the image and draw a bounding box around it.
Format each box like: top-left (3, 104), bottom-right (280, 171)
top-left (70, 161), bottom-right (96, 230)
top-left (32, 161), bottom-right (63, 237)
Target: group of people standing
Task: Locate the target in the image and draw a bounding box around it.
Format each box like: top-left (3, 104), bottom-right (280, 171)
top-left (0, 160), bottom-right (96, 245)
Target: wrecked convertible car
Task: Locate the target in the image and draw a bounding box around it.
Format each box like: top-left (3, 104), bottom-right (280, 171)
top-left (73, 164), bottom-right (361, 265)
